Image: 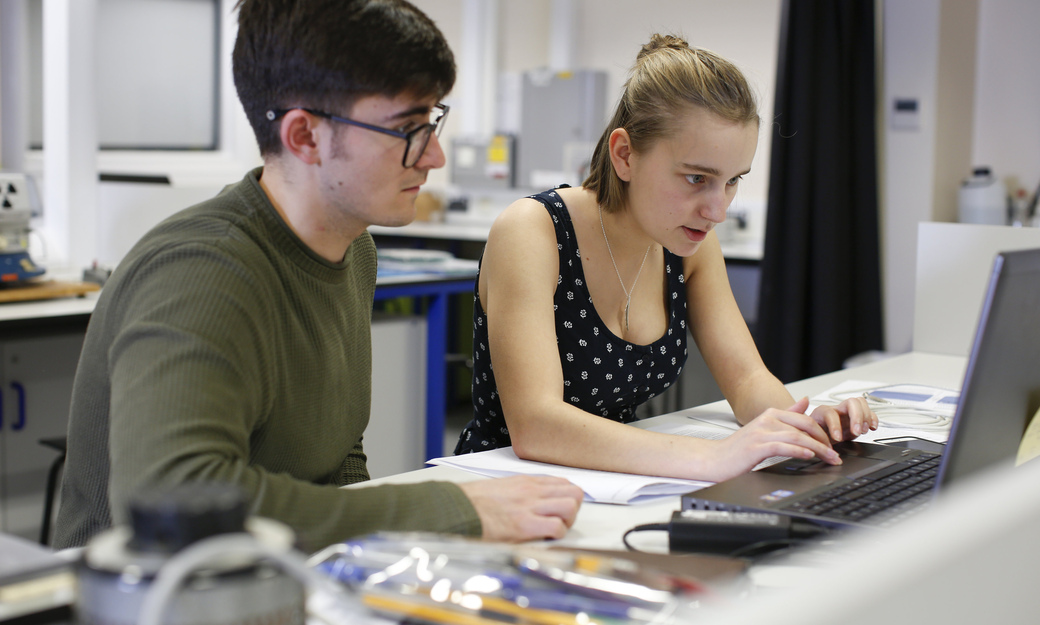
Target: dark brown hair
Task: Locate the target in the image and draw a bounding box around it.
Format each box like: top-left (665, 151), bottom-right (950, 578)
top-left (233, 0), bottom-right (456, 156)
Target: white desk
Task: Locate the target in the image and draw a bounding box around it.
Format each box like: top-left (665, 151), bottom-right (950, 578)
top-left (0, 294), bottom-right (98, 325)
top-left (369, 221), bottom-right (765, 262)
top-left (370, 222), bottom-right (493, 242)
top-left (355, 351), bottom-right (1040, 623)
top-left (358, 351), bottom-right (968, 553)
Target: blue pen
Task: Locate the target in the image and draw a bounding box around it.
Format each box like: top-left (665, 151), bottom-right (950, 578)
top-left (504, 587), bottom-right (633, 619)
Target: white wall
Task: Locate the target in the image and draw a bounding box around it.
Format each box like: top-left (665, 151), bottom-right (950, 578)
top-left (19, 0), bottom-right (259, 272)
top-left (572, 0), bottom-right (781, 209)
top-left (881, 0), bottom-right (942, 354)
top-left (882, 0), bottom-right (1040, 354)
top-left (972, 0), bottom-right (1040, 197)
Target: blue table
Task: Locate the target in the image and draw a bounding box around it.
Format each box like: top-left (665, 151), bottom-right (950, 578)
top-left (374, 270), bottom-right (476, 460)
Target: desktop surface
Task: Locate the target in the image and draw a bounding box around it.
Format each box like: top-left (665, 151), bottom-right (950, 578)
top-left (359, 352), bottom-right (968, 554)
top-left (355, 351), bottom-right (1040, 623)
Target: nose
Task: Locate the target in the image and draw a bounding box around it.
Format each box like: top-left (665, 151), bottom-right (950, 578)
top-left (414, 132), bottom-right (447, 170)
top-left (700, 184), bottom-right (731, 225)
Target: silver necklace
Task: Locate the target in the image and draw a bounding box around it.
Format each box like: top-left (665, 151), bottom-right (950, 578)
top-left (598, 207), bottom-right (651, 332)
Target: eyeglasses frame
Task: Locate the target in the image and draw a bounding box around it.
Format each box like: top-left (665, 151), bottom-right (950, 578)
top-left (265, 103), bottom-right (449, 168)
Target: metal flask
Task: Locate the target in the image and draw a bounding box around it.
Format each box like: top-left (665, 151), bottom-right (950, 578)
top-left (76, 483), bottom-right (305, 625)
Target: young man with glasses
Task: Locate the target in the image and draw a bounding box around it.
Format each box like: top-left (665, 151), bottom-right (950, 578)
top-left (54, 0), bottom-right (583, 552)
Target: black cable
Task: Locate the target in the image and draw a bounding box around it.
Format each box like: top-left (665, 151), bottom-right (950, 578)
top-left (623, 512), bottom-right (834, 558)
top-left (622, 523), bottom-right (812, 559)
top-left (727, 537), bottom-right (806, 559)
top-left (621, 522), bottom-right (669, 552)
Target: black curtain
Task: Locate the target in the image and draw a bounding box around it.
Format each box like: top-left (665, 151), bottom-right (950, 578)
top-left (755, 0), bottom-right (883, 383)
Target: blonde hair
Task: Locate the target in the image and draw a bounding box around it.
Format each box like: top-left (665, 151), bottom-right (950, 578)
top-left (583, 34), bottom-right (759, 213)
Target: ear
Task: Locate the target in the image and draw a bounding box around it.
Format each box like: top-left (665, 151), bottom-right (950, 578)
top-left (608, 127), bottom-right (633, 182)
top-left (278, 110), bottom-right (323, 165)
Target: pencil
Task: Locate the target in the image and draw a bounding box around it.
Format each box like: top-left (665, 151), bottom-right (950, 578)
top-left (363, 593), bottom-right (509, 625)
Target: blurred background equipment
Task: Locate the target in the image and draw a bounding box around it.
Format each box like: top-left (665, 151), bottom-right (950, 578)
top-left (77, 482), bottom-right (305, 625)
top-left (0, 172), bottom-right (45, 283)
top-left (958, 166), bottom-right (1007, 225)
top-left (452, 69), bottom-right (607, 194)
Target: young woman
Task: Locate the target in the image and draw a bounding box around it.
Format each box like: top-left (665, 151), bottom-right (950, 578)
top-left (454, 35), bottom-right (877, 483)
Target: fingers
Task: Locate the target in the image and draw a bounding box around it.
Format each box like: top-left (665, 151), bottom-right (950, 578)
top-left (814, 405), bottom-right (848, 441)
top-left (459, 475), bottom-right (584, 543)
top-left (810, 397), bottom-right (879, 442)
top-left (744, 409), bottom-right (840, 465)
top-left (845, 396), bottom-right (880, 433)
top-left (770, 423), bottom-right (841, 464)
top-left (786, 396), bottom-right (811, 414)
top-left (771, 406), bottom-right (832, 447)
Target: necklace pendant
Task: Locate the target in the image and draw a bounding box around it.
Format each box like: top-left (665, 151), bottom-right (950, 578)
top-left (599, 206), bottom-right (651, 337)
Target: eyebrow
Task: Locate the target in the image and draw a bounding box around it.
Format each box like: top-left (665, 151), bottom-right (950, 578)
top-left (385, 104), bottom-right (432, 122)
top-left (682, 163), bottom-right (752, 177)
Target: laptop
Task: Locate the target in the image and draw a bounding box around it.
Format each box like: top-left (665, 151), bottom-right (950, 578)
top-left (681, 247), bottom-right (1040, 528)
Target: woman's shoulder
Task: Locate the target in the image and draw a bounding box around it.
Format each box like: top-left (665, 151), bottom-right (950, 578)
top-left (489, 193), bottom-right (559, 239)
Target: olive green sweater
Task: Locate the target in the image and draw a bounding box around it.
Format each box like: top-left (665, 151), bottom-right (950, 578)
top-left (54, 169), bottom-right (480, 551)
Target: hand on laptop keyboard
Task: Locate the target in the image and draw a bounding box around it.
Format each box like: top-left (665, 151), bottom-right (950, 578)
top-left (807, 395), bottom-right (879, 442)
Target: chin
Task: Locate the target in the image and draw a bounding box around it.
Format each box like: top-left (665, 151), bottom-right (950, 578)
top-left (666, 239), bottom-right (703, 258)
top-left (381, 206), bottom-right (418, 228)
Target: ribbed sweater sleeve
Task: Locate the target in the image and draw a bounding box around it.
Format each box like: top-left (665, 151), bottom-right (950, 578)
top-left (54, 169), bottom-right (481, 551)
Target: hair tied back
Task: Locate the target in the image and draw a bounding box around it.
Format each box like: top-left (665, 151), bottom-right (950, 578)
top-left (637, 33), bottom-right (690, 60)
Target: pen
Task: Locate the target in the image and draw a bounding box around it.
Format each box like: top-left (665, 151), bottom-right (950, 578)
top-left (363, 592), bottom-right (511, 625)
top-left (478, 594), bottom-right (608, 625)
top-left (502, 587), bottom-right (632, 619)
top-left (363, 591), bottom-right (607, 625)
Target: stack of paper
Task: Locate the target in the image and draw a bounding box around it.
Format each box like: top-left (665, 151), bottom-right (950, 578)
top-left (810, 379), bottom-right (957, 444)
top-left (0, 534), bottom-right (74, 622)
top-left (376, 249), bottom-right (478, 277)
top-left (428, 448), bottom-right (712, 505)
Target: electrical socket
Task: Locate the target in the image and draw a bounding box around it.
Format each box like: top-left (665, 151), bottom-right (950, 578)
top-left (0, 172), bottom-right (41, 217)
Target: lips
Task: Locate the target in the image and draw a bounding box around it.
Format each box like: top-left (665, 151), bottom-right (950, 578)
top-left (682, 226), bottom-right (707, 242)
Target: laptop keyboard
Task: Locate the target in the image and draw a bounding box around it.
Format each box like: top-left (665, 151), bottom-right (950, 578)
top-left (779, 452), bottom-right (942, 525)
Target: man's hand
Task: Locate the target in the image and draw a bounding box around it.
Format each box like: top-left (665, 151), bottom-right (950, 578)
top-left (458, 475), bottom-right (584, 542)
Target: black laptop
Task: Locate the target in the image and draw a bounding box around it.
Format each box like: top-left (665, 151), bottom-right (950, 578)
top-left (681, 248), bottom-right (1040, 529)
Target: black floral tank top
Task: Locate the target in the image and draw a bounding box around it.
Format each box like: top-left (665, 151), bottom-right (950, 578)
top-left (454, 188), bottom-right (689, 455)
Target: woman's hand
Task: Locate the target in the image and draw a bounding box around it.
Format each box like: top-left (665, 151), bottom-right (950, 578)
top-left (807, 395), bottom-right (879, 442)
top-left (705, 397), bottom-right (842, 480)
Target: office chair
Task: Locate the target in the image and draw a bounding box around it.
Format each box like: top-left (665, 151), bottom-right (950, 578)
top-left (37, 436), bottom-right (67, 546)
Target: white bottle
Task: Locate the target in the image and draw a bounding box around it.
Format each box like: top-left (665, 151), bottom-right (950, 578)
top-left (958, 167), bottom-right (1007, 226)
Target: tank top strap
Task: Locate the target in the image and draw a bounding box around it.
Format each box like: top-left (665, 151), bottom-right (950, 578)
top-left (526, 187), bottom-right (579, 274)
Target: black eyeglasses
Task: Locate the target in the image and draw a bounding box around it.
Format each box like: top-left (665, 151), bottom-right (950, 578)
top-left (266, 103), bottom-right (449, 168)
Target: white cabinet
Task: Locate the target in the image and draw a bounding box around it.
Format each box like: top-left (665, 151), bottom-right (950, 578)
top-left (366, 315), bottom-right (427, 479)
top-left (0, 332), bottom-right (84, 541)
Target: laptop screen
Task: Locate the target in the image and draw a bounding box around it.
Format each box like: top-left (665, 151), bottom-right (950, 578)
top-left (937, 247), bottom-right (1040, 488)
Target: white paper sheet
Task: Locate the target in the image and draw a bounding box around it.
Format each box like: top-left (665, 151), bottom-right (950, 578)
top-left (810, 379), bottom-right (957, 444)
top-left (428, 447), bottom-right (712, 505)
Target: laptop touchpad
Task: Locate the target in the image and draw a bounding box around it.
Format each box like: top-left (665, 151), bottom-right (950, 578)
top-left (762, 452), bottom-right (889, 476)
